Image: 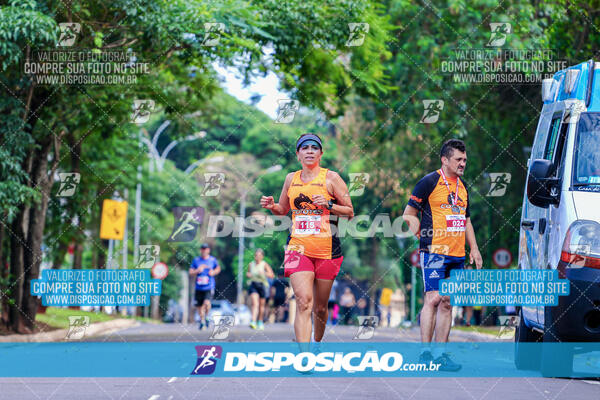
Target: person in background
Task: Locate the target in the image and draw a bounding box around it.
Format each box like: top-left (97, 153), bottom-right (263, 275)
top-left (246, 248), bottom-right (274, 330)
top-left (339, 287), bottom-right (356, 325)
top-left (327, 279), bottom-right (339, 324)
top-left (464, 306), bottom-right (473, 326)
top-left (331, 303), bottom-right (340, 326)
top-left (189, 243), bottom-right (221, 330)
top-left (356, 297), bottom-right (368, 316)
top-left (270, 270), bottom-right (290, 323)
top-left (472, 305), bottom-right (483, 326)
top-left (379, 287), bottom-right (393, 327)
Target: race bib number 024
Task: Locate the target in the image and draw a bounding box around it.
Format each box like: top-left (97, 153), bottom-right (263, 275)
top-left (446, 214), bottom-right (466, 232)
top-left (294, 215), bottom-right (321, 235)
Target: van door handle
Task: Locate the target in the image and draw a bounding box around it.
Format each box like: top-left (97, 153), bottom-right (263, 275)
top-left (521, 220), bottom-right (535, 230)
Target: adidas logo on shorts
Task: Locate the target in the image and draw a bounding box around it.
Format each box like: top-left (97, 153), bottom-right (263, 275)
top-left (429, 270), bottom-right (440, 278)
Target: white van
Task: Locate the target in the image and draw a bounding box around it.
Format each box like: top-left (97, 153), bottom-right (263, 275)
top-left (515, 60), bottom-right (600, 375)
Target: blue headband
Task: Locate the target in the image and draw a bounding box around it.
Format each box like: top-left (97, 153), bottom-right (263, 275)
top-left (296, 134), bottom-right (322, 151)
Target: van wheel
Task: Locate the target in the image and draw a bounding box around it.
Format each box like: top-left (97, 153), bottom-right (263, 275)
top-left (514, 310), bottom-right (542, 370)
top-left (541, 308), bottom-right (573, 377)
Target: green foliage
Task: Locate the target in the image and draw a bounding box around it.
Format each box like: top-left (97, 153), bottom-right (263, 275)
top-left (7, 0), bottom-right (598, 318)
top-left (338, 0), bottom-right (573, 277)
top-left (0, 98), bottom-right (38, 221)
top-left (0, 0), bottom-right (56, 70)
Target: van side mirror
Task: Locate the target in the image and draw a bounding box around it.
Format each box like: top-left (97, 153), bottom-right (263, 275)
top-left (527, 159), bottom-right (560, 208)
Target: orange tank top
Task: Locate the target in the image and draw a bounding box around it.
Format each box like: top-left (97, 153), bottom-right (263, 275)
top-left (287, 168), bottom-right (341, 259)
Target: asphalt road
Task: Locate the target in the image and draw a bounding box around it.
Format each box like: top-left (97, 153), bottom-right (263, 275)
top-left (1, 322), bottom-right (598, 399)
top-left (84, 321), bottom-right (498, 342)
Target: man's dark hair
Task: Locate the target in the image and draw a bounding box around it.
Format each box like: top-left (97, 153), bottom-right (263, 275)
top-left (440, 139), bottom-right (466, 159)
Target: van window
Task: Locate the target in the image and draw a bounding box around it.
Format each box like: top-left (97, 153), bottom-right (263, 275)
top-left (542, 114), bottom-right (569, 178)
top-left (573, 112), bottom-right (600, 185)
top-left (544, 117), bottom-right (561, 160)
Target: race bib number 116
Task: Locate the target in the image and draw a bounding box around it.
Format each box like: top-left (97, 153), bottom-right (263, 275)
top-left (294, 215), bottom-right (321, 235)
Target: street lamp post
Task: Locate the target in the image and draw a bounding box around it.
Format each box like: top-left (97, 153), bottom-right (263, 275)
top-left (236, 164), bottom-right (282, 305)
top-left (140, 120), bottom-right (206, 172)
top-left (237, 193), bottom-right (247, 305)
top-left (135, 125), bottom-right (205, 318)
top-left (155, 131), bottom-right (206, 172)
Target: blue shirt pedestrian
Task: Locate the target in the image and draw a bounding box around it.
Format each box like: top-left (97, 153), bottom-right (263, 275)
top-left (190, 256), bottom-right (219, 291)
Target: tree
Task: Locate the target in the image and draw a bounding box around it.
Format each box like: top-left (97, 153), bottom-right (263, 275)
top-left (0, 0), bottom-right (392, 331)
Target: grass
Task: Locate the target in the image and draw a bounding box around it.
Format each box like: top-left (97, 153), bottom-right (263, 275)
top-left (452, 325), bottom-right (504, 336)
top-left (35, 307), bottom-right (159, 330)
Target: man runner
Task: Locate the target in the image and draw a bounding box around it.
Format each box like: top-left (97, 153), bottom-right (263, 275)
top-left (189, 243), bottom-right (221, 330)
top-left (403, 139), bottom-right (483, 371)
top-left (260, 133), bottom-right (354, 347)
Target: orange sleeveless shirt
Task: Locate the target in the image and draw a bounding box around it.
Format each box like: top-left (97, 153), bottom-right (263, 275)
top-left (287, 168), bottom-right (341, 259)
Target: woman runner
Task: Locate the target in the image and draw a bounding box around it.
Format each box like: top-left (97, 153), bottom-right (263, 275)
top-left (260, 133), bottom-right (354, 345)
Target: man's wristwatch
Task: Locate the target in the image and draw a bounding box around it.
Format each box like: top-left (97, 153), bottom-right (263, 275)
top-left (327, 200), bottom-right (334, 210)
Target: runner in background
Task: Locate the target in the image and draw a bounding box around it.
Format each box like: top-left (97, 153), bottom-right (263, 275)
top-left (379, 287), bottom-right (393, 327)
top-left (246, 248), bottom-right (274, 330)
top-left (339, 287), bottom-right (356, 325)
top-left (270, 271), bottom-right (290, 323)
top-left (260, 133), bottom-right (354, 347)
top-left (327, 280), bottom-right (339, 324)
top-left (189, 243), bottom-right (221, 330)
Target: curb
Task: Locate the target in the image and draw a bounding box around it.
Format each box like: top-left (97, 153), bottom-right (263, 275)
top-left (0, 318), bottom-right (139, 343)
